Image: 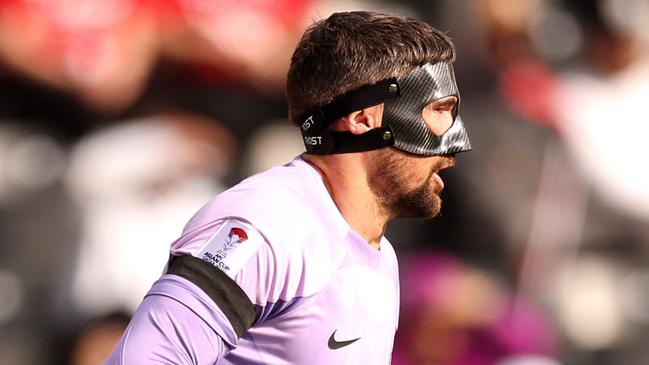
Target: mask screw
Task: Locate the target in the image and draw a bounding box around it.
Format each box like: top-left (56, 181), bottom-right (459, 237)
top-left (388, 84), bottom-right (398, 93)
top-left (382, 131), bottom-right (392, 141)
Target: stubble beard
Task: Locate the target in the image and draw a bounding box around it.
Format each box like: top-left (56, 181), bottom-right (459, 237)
top-left (370, 149), bottom-right (443, 219)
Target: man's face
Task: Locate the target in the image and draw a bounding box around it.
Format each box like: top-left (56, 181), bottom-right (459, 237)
top-left (368, 96), bottom-right (457, 218)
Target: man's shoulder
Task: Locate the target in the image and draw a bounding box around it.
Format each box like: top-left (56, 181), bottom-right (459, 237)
top-left (179, 157), bottom-right (346, 256)
top-left (215, 161), bottom-right (314, 222)
top-left (229, 161), bottom-right (310, 202)
top-left (174, 160), bottom-right (347, 300)
top-left (186, 158), bottom-right (337, 243)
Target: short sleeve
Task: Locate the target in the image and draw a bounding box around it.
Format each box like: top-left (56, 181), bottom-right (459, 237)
top-left (173, 219), bottom-right (266, 279)
top-left (170, 218), bottom-right (287, 326)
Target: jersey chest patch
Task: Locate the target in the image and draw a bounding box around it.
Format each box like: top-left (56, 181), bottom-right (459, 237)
top-left (195, 219), bottom-right (263, 278)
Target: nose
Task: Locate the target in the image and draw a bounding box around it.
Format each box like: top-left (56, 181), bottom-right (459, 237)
top-left (438, 156), bottom-right (456, 170)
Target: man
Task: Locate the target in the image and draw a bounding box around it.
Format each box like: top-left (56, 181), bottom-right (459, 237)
top-left (105, 10), bottom-right (471, 365)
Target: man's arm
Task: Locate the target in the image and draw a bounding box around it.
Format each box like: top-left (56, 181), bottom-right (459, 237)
top-left (104, 218), bottom-right (268, 364)
top-left (104, 288), bottom-right (228, 365)
top-left (104, 269), bottom-right (254, 365)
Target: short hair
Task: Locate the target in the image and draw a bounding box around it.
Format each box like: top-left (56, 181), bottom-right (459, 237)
top-left (286, 11), bottom-right (456, 125)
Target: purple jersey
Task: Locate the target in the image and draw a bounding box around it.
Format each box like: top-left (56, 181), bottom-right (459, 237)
top-left (105, 157), bottom-right (400, 364)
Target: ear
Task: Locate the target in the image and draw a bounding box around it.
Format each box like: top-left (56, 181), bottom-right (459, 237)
top-left (338, 104), bottom-right (384, 135)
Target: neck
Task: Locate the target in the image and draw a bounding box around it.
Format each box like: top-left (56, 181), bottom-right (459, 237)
top-left (303, 153), bottom-right (389, 250)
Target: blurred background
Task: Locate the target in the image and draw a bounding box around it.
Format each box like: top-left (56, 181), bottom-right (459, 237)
top-left (1, 0), bottom-right (648, 364)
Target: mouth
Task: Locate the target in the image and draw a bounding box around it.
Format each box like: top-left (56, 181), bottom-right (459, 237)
top-left (431, 157), bottom-right (456, 190)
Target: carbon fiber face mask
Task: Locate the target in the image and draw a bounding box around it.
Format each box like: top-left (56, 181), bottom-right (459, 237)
top-left (384, 62), bottom-right (472, 156)
top-left (299, 61), bottom-right (471, 156)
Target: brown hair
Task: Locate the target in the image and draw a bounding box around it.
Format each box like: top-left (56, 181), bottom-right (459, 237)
top-left (286, 11), bottom-right (456, 125)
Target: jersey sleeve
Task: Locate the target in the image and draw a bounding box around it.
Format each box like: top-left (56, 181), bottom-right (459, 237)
top-left (105, 218), bottom-right (279, 365)
top-left (171, 218), bottom-right (288, 316)
top-left (104, 275), bottom-right (230, 365)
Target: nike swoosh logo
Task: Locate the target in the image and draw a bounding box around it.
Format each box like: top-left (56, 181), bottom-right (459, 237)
top-left (328, 330), bottom-right (361, 350)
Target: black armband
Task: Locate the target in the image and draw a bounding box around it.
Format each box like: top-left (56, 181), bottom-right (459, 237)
top-left (167, 255), bottom-right (255, 337)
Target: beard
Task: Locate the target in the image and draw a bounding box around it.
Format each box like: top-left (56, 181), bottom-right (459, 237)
top-left (369, 148), bottom-right (443, 219)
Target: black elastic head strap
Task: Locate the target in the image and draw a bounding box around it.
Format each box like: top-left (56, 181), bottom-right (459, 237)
top-left (304, 125), bottom-right (397, 154)
top-left (299, 78), bottom-right (400, 154)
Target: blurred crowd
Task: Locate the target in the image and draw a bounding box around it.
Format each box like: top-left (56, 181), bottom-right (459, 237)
top-left (1, 0), bottom-right (648, 364)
